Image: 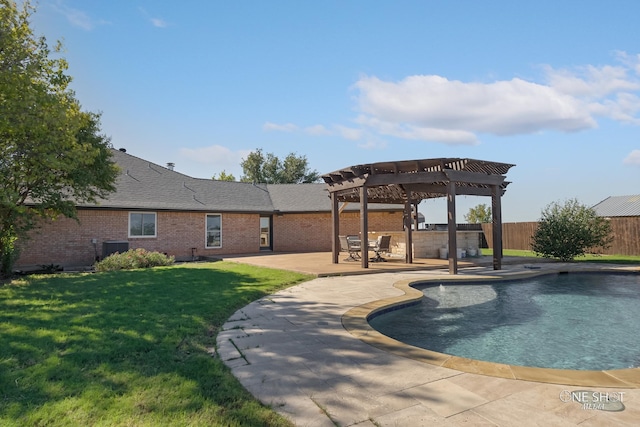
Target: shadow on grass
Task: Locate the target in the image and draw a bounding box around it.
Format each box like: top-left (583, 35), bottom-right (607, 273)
top-left (0, 263), bottom-right (310, 426)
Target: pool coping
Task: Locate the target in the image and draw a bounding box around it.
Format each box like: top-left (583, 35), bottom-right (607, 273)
top-left (342, 266), bottom-right (640, 389)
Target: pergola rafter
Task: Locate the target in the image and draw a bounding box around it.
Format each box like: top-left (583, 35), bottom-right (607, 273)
top-left (322, 157), bottom-right (515, 274)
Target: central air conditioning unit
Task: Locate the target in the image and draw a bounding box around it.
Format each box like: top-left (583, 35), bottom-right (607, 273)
top-left (102, 241), bottom-right (129, 258)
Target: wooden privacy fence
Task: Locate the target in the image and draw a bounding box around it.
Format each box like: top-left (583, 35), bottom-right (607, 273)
top-left (481, 217), bottom-right (640, 256)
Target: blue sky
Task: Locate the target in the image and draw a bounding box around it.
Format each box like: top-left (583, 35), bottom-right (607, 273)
top-left (28, 0), bottom-right (640, 222)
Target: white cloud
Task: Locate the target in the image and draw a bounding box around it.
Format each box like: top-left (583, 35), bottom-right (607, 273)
top-left (334, 125), bottom-right (363, 140)
top-left (623, 149), bottom-right (640, 165)
top-left (179, 145), bottom-right (249, 172)
top-left (304, 124), bottom-right (331, 135)
top-left (139, 8), bottom-right (169, 28)
top-left (52, 1), bottom-right (107, 30)
top-left (353, 75), bottom-right (596, 140)
top-left (355, 115), bottom-right (478, 145)
top-left (543, 56), bottom-right (640, 125)
top-left (264, 122), bottom-right (337, 136)
top-left (593, 93), bottom-right (640, 124)
top-left (150, 18), bottom-right (169, 28)
top-left (545, 64), bottom-right (640, 98)
top-left (357, 138), bottom-right (387, 150)
top-left (263, 122), bottom-right (298, 132)
top-left (614, 51), bottom-right (640, 77)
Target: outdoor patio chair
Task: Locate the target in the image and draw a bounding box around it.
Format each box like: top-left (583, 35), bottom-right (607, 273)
top-left (339, 235), bottom-right (361, 261)
top-left (370, 235), bottom-right (391, 262)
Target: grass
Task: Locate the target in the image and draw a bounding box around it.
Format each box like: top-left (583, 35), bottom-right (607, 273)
top-left (482, 248), bottom-right (640, 264)
top-left (0, 262), bottom-right (314, 427)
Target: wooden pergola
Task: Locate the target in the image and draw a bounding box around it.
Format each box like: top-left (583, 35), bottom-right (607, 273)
top-left (321, 158), bottom-right (515, 274)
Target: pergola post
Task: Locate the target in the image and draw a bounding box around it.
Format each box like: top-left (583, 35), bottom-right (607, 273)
top-left (404, 199), bottom-right (413, 263)
top-left (492, 184), bottom-right (503, 270)
top-left (360, 185), bottom-right (369, 268)
top-left (331, 192), bottom-right (339, 264)
top-left (447, 180), bottom-right (458, 274)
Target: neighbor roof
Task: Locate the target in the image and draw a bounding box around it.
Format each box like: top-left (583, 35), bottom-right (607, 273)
top-left (82, 149), bottom-right (399, 213)
top-left (592, 195), bottom-right (640, 217)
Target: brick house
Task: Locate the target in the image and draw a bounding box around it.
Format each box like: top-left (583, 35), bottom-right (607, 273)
top-left (15, 149), bottom-right (404, 268)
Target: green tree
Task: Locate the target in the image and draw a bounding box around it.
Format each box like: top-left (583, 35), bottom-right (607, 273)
top-left (531, 198), bottom-right (613, 262)
top-left (240, 148), bottom-right (320, 183)
top-left (0, 0), bottom-right (118, 276)
top-left (464, 203), bottom-right (492, 223)
top-left (212, 170), bottom-right (236, 181)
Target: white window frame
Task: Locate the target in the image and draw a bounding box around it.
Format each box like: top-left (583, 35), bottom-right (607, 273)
top-left (205, 213), bottom-right (222, 248)
top-left (128, 212), bottom-right (157, 238)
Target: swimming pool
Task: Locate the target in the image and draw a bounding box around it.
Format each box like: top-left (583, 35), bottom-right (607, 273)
top-left (368, 272), bottom-right (640, 371)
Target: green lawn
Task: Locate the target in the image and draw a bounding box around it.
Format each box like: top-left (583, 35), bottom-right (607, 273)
top-left (483, 248), bottom-right (640, 264)
top-left (0, 262), bottom-right (314, 427)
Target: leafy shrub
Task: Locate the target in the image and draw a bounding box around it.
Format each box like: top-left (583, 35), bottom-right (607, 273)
top-left (531, 198), bottom-right (613, 261)
top-left (95, 248), bottom-right (174, 271)
top-left (0, 231), bottom-right (19, 279)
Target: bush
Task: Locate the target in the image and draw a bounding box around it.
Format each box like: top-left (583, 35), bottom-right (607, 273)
top-left (531, 198), bottom-right (613, 261)
top-left (95, 248), bottom-right (174, 271)
top-left (0, 231), bottom-right (19, 279)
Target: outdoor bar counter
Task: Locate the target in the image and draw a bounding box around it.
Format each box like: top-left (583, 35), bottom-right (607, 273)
top-left (368, 230), bottom-right (483, 259)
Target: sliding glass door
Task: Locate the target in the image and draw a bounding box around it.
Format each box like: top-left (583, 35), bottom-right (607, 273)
top-left (260, 216), bottom-right (272, 250)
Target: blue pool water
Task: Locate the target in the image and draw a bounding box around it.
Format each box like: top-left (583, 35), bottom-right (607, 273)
top-left (368, 273), bottom-right (640, 370)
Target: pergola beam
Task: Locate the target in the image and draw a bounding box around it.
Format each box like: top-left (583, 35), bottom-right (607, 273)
top-left (365, 171), bottom-right (447, 186)
top-left (334, 170), bottom-right (507, 188)
top-left (325, 177), bottom-right (368, 193)
top-left (454, 186), bottom-right (507, 197)
top-left (443, 170), bottom-right (506, 186)
top-left (331, 185), bottom-right (506, 203)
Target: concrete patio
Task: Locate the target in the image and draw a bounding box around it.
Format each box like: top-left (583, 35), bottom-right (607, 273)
top-left (217, 253), bottom-right (640, 426)
top-left (219, 251), bottom-right (523, 277)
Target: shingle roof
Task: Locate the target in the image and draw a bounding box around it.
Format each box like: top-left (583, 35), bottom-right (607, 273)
top-left (266, 183), bottom-right (331, 212)
top-left (265, 184), bottom-right (400, 213)
top-left (84, 149), bottom-right (400, 213)
top-left (83, 149), bottom-right (273, 212)
top-left (592, 195), bottom-right (640, 217)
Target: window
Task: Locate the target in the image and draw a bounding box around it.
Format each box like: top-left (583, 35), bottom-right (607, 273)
top-left (206, 214), bottom-right (222, 248)
top-left (129, 212), bottom-right (156, 237)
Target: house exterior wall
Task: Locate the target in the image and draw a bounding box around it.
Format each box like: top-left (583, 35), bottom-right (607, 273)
top-left (16, 210), bottom-right (261, 268)
top-left (15, 209), bottom-right (404, 268)
top-left (272, 211), bottom-right (404, 252)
